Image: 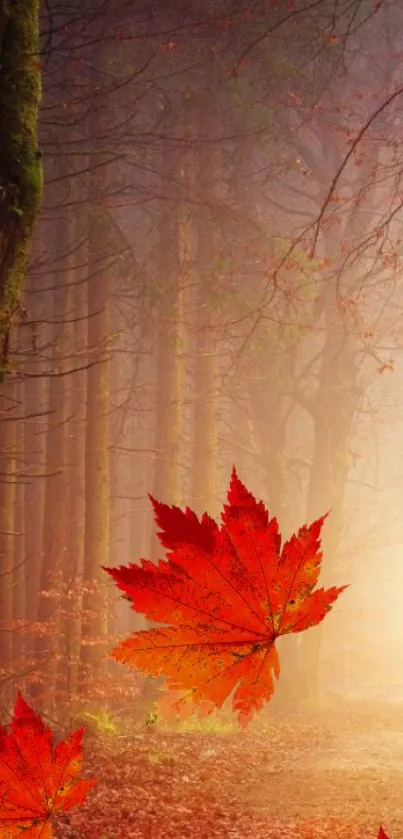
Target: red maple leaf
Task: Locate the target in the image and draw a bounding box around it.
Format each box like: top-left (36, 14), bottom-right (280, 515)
top-left (103, 468), bottom-right (347, 726)
top-left (0, 692), bottom-right (96, 838)
top-left (379, 829), bottom-right (390, 839)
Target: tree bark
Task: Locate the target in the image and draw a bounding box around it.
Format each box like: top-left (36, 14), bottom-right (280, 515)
top-left (78, 176), bottom-right (110, 699)
top-left (12, 379), bottom-right (25, 667)
top-left (61, 241), bottom-right (87, 711)
top-left (191, 131), bottom-right (220, 517)
top-left (0, 0), bottom-right (42, 376)
top-left (32, 208), bottom-right (71, 714)
top-left (150, 188), bottom-right (184, 530)
top-left (298, 287), bottom-right (359, 704)
top-left (0, 380), bottom-right (18, 714)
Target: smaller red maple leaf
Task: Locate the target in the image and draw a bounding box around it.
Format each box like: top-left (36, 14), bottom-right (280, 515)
top-left (0, 692), bottom-right (96, 839)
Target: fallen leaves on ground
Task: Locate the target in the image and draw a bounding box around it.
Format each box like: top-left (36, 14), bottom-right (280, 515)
top-left (52, 698), bottom-right (402, 839)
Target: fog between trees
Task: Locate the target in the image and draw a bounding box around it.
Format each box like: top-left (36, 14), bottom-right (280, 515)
top-left (1, 0), bottom-right (403, 725)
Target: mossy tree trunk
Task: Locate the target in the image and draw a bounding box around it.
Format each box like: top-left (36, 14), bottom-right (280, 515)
top-left (0, 0), bottom-right (42, 376)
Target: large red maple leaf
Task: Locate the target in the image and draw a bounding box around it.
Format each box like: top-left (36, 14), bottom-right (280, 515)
top-left (0, 692), bottom-right (96, 838)
top-left (103, 467), bottom-right (347, 725)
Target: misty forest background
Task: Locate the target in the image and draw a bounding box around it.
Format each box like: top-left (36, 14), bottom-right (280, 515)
top-left (1, 0), bottom-right (403, 729)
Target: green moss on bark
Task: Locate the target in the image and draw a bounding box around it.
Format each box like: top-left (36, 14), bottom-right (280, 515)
top-left (0, 0), bottom-right (42, 377)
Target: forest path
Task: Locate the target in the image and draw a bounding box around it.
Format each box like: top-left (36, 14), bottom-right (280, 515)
top-left (240, 697), bottom-right (403, 835)
top-left (53, 698), bottom-right (403, 839)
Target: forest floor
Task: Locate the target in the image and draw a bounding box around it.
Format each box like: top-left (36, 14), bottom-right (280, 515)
top-left (52, 695), bottom-right (403, 839)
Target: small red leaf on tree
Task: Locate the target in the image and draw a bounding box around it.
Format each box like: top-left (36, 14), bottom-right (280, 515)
top-left (323, 32), bottom-right (338, 44)
top-left (0, 692), bottom-right (96, 838)
top-left (104, 468), bottom-right (347, 725)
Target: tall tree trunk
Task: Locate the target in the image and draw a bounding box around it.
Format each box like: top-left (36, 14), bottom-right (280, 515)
top-left (298, 290), bottom-right (358, 703)
top-left (12, 379), bottom-right (25, 668)
top-left (191, 140), bottom-right (220, 517)
top-left (141, 141), bottom-right (189, 710)
top-left (0, 378), bottom-right (18, 717)
top-left (61, 255), bottom-right (87, 714)
top-left (151, 228), bottom-right (184, 507)
top-left (0, 0), bottom-right (42, 377)
top-left (22, 274), bottom-right (46, 702)
top-left (32, 199), bottom-right (71, 714)
top-left (53, 230), bottom-right (84, 714)
top-left (78, 174), bottom-right (110, 701)
top-left (150, 148), bottom-right (185, 557)
top-left (295, 157), bottom-right (370, 704)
